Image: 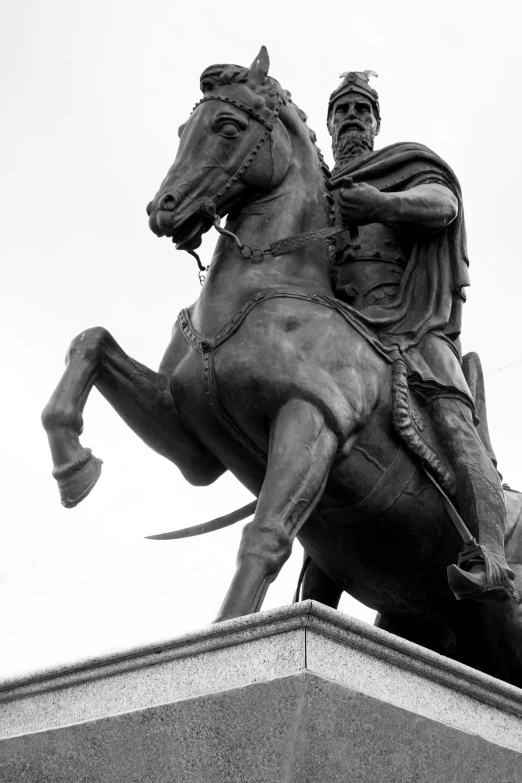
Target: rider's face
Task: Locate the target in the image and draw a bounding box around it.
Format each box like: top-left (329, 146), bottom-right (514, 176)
top-left (329, 95), bottom-right (379, 161)
top-left (331, 96), bottom-right (378, 135)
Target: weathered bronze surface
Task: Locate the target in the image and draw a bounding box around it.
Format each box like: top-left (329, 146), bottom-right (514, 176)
top-left (42, 48), bottom-right (522, 686)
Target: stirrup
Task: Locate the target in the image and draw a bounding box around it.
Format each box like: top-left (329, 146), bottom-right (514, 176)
top-left (447, 543), bottom-right (516, 603)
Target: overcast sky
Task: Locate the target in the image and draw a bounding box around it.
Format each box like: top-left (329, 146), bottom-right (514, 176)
top-left (2, 0), bottom-right (522, 679)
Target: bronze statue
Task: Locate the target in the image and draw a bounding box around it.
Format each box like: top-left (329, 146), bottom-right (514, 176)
top-left (42, 47), bottom-right (522, 687)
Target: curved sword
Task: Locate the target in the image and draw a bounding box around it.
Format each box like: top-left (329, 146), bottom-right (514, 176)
top-left (144, 500), bottom-right (257, 540)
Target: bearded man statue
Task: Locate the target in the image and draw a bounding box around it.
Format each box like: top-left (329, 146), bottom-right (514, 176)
top-left (328, 70), bottom-right (514, 602)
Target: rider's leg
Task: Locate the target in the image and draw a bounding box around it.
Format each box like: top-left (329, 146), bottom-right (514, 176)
top-left (462, 352), bottom-right (498, 469)
top-left (42, 327), bottom-right (224, 507)
top-left (428, 395), bottom-right (515, 601)
top-left (215, 399), bottom-right (339, 621)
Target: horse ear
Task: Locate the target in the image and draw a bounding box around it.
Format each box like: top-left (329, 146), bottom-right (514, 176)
top-left (248, 46), bottom-right (270, 84)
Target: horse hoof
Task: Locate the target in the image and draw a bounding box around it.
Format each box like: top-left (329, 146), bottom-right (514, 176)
top-left (53, 449), bottom-right (103, 508)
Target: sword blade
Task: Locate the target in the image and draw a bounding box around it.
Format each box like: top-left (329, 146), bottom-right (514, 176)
top-left (423, 469), bottom-right (475, 545)
top-left (144, 500), bottom-right (257, 540)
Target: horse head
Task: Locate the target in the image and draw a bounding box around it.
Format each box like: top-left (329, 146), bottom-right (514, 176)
top-left (147, 47), bottom-right (293, 251)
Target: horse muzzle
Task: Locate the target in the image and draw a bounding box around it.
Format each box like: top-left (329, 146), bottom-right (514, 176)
top-left (148, 197), bottom-right (215, 248)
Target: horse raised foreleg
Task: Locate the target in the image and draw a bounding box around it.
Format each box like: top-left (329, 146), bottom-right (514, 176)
top-left (215, 399), bottom-right (338, 622)
top-left (42, 327), bottom-right (224, 507)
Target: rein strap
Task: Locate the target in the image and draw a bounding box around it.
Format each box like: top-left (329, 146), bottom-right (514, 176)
top-left (212, 221), bottom-right (353, 262)
top-left (268, 225), bottom-right (348, 257)
top-left (190, 91), bottom-right (359, 268)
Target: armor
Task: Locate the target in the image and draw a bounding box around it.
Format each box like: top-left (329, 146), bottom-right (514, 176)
top-left (334, 222), bottom-right (411, 310)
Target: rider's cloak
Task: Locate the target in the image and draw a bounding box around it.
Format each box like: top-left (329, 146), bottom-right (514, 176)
top-left (331, 142), bottom-right (472, 404)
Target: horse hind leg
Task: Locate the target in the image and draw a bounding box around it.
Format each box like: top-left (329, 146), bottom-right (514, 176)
top-left (450, 599), bottom-right (522, 687)
top-left (42, 326), bottom-right (224, 508)
top-left (215, 399), bottom-right (340, 622)
top-left (375, 612), bottom-right (457, 658)
top-left (298, 553), bottom-right (343, 609)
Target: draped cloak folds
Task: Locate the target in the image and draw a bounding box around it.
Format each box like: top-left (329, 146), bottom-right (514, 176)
top-left (331, 142), bottom-right (473, 404)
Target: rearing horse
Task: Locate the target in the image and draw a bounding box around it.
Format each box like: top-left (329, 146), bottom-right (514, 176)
top-left (42, 47), bottom-right (522, 686)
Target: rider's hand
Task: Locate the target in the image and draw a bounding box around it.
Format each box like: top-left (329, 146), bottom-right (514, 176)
top-left (338, 178), bottom-right (387, 226)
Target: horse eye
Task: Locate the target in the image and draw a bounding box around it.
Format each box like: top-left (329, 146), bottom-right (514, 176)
top-left (219, 122), bottom-right (241, 138)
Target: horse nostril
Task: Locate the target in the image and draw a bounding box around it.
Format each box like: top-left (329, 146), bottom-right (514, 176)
top-left (159, 194), bottom-right (176, 211)
top-left (146, 201), bottom-right (153, 216)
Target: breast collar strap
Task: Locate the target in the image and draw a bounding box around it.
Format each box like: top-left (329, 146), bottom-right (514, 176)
top-left (177, 288), bottom-right (396, 464)
top-left (177, 290), bottom-right (336, 464)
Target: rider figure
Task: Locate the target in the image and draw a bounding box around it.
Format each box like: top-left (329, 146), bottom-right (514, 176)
top-left (328, 70), bottom-right (515, 602)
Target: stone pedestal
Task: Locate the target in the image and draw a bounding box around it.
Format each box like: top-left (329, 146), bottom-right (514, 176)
top-left (1, 601), bottom-right (522, 781)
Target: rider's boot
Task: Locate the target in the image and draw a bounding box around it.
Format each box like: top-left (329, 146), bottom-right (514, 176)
top-left (447, 542), bottom-right (515, 603)
top-left (429, 397), bottom-right (516, 603)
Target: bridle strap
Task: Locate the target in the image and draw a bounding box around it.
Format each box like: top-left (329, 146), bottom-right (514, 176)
top-left (190, 94), bottom-right (283, 206)
top-left (185, 92), bottom-right (283, 279)
top-left (192, 94), bottom-right (277, 131)
top-left (186, 93), bottom-right (358, 274)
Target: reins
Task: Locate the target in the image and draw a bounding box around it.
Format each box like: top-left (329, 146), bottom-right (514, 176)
top-left (182, 91), bottom-right (359, 284)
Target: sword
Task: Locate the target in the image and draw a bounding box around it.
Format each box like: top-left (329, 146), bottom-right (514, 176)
top-left (339, 177), bottom-right (361, 250)
top-left (145, 500), bottom-right (257, 540)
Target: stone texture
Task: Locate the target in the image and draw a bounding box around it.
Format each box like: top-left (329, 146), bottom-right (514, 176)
top-left (0, 676), bottom-right (305, 783)
top-left (2, 601), bottom-right (522, 781)
top-left (0, 605), bottom-right (308, 737)
top-left (293, 673), bottom-right (522, 783)
top-left (2, 672), bottom-right (522, 783)
top-left (305, 626), bottom-right (521, 748)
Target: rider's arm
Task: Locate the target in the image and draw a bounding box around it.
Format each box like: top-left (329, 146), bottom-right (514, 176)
top-left (338, 180), bottom-right (458, 230)
top-left (379, 183), bottom-right (458, 229)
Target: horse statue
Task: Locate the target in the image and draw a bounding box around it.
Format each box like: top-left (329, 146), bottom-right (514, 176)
top-left (42, 47), bottom-right (522, 687)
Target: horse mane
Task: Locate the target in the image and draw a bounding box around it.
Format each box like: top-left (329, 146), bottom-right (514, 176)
top-left (199, 64), bottom-right (335, 230)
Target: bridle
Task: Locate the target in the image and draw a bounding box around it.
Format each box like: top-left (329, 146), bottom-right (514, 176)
top-left (192, 93), bottom-right (283, 202)
top-left (183, 91), bottom-right (282, 281)
top-left (182, 91), bottom-right (355, 283)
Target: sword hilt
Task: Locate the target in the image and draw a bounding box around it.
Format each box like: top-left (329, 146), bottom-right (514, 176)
top-left (340, 177), bottom-right (361, 250)
top-left (349, 224), bottom-right (361, 250)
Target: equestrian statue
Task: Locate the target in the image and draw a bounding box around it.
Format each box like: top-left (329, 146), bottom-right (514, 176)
top-left (42, 47), bottom-right (522, 687)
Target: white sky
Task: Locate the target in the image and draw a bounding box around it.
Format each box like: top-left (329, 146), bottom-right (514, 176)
top-left (2, 0), bottom-right (522, 679)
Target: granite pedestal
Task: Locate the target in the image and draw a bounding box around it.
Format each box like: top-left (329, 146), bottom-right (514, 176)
top-left (1, 601), bottom-right (522, 781)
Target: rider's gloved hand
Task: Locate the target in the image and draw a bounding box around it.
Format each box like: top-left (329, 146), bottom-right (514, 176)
top-left (338, 177), bottom-right (387, 226)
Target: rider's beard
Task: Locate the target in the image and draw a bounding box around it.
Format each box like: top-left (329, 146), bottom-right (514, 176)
top-left (333, 128), bottom-right (375, 165)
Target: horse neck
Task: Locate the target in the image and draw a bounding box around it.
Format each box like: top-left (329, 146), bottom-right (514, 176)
top-left (191, 132), bottom-right (333, 332)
